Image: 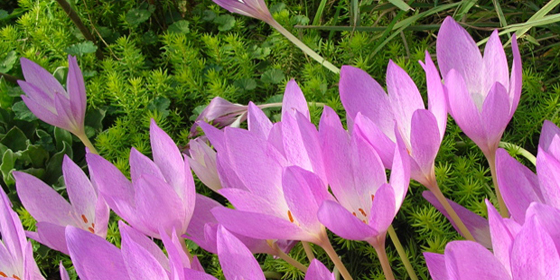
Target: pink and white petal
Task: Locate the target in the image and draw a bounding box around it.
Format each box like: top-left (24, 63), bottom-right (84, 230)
top-left (23, 241), bottom-right (44, 280)
top-left (215, 153), bottom-right (247, 191)
top-left (536, 148), bottom-right (560, 209)
top-left (526, 203), bottom-right (560, 253)
top-left (217, 226), bottom-right (265, 280)
top-left (186, 194), bottom-right (221, 246)
top-left (496, 149), bottom-right (542, 223)
top-left (66, 226), bottom-right (130, 280)
top-left (511, 217), bottom-right (560, 279)
top-left (445, 70), bottom-right (485, 148)
top-left (436, 17), bottom-right (483, 91)
top-left (53, 94), bottom-right (79, 133)
top-left (318, 200), bottom-right (377, 240)
top-left (368, 184), bottom-right (397, 233)
top-left (480, 82), bottom-right (511, 154)
top-left (282, 79), bottom-right (309, 120)
top-left (224, 127), bottom-right (286, 202)
top-left (182, 269), bottom-right (218, 280)
top-left (129, 148), bottom-right (165, 182)
top-left (390, 131), bottom-right (411, 205)
top-left (421, 51), bottom-right (447, 138)
top-left (409, 110), bottom-right (441, 180)
top-left (86, 154), bottom-right (136, 222)
top-left (539, 120), bottom-right (560, 154)
top-left (486, 200), bottom-right (515, 274)
top-left (482, 30), bottom-right (509, 95)
top-left (424, 252), bottom-right (449, 280)
top-left (219, 188), bottom-right (285, 217)
top-left (20, 58), bottom-right (67, 99)
top-left (444, 241), bottom-right (509, 279)
top-left (150, 120), bottom-right (186, 198)
top-left (353, 113), bottom-right (396, 168)
top-left (282, 166), bottom-right (324, 233)
top-left (295, 112), bottom-right (327, 185)
top-left (62, 156), bottom-right (98, 227)
top-left (93, 196), bottom-right (110, 238)
top-left (509, 34), bottom-right (522, 115)
top-left (161, 229), bottom-right (191, 272)
top-left (198, 121), bottom-right (225, 153)
top-left (386, 60), bottom-right (425, 139)
top-left (13, 171), bottom-right (74, 225)
top-left (20, 95), bottom-right (67, 128)
top-left (351, 130), bottom-right (387, 206)
top-left (0, 189), bottom-right (26, 262)
top-left (66, 55), bottom-right (86, 122)
top-left (60, 262), bottom-right (70, 280)
top-left (35, 222), bottom-right (70, 254)
top-left (281, 113), bottom-right (314, 171)
top-left (121, 225), bottom-right (170, 280)
top-left (18, 81), bottom-right (55, 112)
top-left (305, 259), bottom-right (335, 280)
top-left (423, 191), bottom-right (492, 248)
top-left (119, 221), bottom-right (169, 271)
top-left (339, 66), bottom-right (394, 136)
top-left (247, 102), bottom-right (272, 139)
top-left (212, 207), bottom-right (311, 241)
top-left (135, 175), bottom-right (186, 237)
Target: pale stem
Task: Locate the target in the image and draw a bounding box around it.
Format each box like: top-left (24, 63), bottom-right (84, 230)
top-left (75, 132), bottom-right (98, 154)
top-left (424, 172), bottom-right (476, 241)
top-left (370, 238), bottom-right (395, 280)
top-left (301, 241), bottom-right (315, 261)
top-left (387, 225), bottom-right (418, 280)
top-left (267, 240), bottom-right (308, 272)
top-left (263, 271), bottom-right (282, 279)
top-left (499, 141), bottom-right (536, 166)
top-left (317, 232), bottom-right (353, 280)
top-left (485, 151), bottom-right (509, 218)
top-left (268, 20), bottom-right (340, 74)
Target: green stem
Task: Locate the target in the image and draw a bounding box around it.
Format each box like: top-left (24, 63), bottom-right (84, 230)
top-left (387, 225), bottom-right (418, 280)
top-left (268, 240), bottom-right (308, 272)
top-left (0, 72), bottom-right (19, 84)
top-left (499, 141), bottom-right (536, 166)
top-left (76, 132), bottom-right (98, 154)
top-left (485, 151), bottom-right (509, 218)
top-left (317, 231), bottom-right (353, 280)
top-left (268, 20), bottom-right (340, 74)
top-left (301, 241), bottom-right (315, 261)
top-left (263, 271), bottom-right (282, 279)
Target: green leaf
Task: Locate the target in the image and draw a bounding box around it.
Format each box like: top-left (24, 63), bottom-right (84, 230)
top-left (126, 8), bottom-right (151, 27)
top-left (84, 107), bottom-right (106, 131)
top-left (147, 96), bottom-right (170, 118)
top-left (0, 149), bottom-right (19, 186)
top-left (35, 129), bottom-right (56, 153)
top-left (202, 10), bottom-right (216, 21)
top-left (168, 20), bottom-right (190, 34)
top-left (12, 101), bottom-right (38, 122)
top-left (233, 78), bottom-right (257, 91)
top-left (0, 10), bottom-right (8, 20)
top-left (44, 141), bottom-right (73, 185)
top-left (214, 15), bottom-right (235, 31)
top-left (65, 41), bottom-right (98, 56)
top-left (388, 0), bottom-right (412, 11)
top-left (20, 143), bottom-right (49, 168)
top-left (1, 126), bottom-right (28, 152)
top-left (0, 51), bottom-right (17, 73)
top-left (261, 69), bottom-right (285, 84)
top-left (53, 66), bottom-right (68, 84)
top-left (54, 127), bottom-right (73, 151)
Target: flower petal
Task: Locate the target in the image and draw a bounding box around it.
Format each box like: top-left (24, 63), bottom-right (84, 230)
top-left (282, 166), bottom-right (325, 233)
top-left (150, 120), bottom-right (186, 199)
top-left (481, 30), bottom-right (509, 99)
top-left (421, 51), bottom-right (447, 138)
top-left (63, 156), bottom-right (99, 230)
top-left (119, 221), bottom-right (169, 271)
top-left (217, 226), bottom-right (265, 280)
top-left (121, 223), bottom-right (170, 280)
top-left (247, 102), bottom-right (272, 139)
top-left (305, 259), bottom-right (335, 280)
top-left (536, 147), bottom-right (560, 209)
top-left (424, 252), bottom-right (449, 280)
top-left (444, 241), bottom-right (509, 279)
top-left (353, 113), bottom-right (395, 168)
top-left (367, 183), bottom-right (396, 234)
top-left (480, 82), bottom-right (511, 154)
top-left (409, 110), bottom-right (440, 183)
top-left (486, 200), bottom-right (517, 275)
top-left (20, 58), bottom-right (67, 100)
top-left (509, 34), bottom-right (522, 116)
top-left (317, 200), bottom-right (377, 240)
top-left (35, 222), bottom-right (69, 254)
top-left (66, 55), bottom-right (86, 124)
top-left (282, 79), bottom-right (309, 120)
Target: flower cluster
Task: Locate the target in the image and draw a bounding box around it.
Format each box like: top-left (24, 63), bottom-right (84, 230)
top-left (8, 6), bottom-right (556, 280)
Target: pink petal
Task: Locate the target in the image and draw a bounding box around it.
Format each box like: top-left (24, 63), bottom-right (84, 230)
top-left (66, 55), bottom-right (86, 124)
top-left (339, 66), bottom-right (394, 136)
top-left (539, 120), bottom-right (560, 153)
top-left (424, 252), bottom-right (449, 280)
top-left (66, 226), bottom-right (130, 280)
top-left (129, 148), bottom-right (166, 182)
top-left (496, 149), bottom-right (542, 223)
top-left (121, 223), bottom-right (170, 280)
top-left (247, 102), bottom-right (272, 139)
top-left (219, 188), bottom-right (285, 217)
top-left (62, 156), bottom-right (98, 230)
top-left (511, 217), bottom-right (560, 279)
top-left (20, 57), bottom-right (66, 99)
top-left (436, 17), bottom-right (483, 93)
top-left (119, 221), bottom-right (169, 271)
top-left (509, 34), bottom-right (522, 116)
top-left (20, 95), bottom-right (66, 128)
top-left (212, 207), bottom-right (310, 241)
top-left (198, 121), bottom-right (225, 153)
top-left (60, 262), bottom-right (70, 280)
top-left (0, 188), bottom-right (26, 262)
top-left (282, 79), bottom-right (309, 120)
top-left (217, 226), bottom-right (265, 280)
top-left (480, 82), bottom-right (511, 154)
top-left (13, 171), bottom-right (74, 225)
top-left (367, 184), bottom-right (397, 234)
top-left (526, 203), bottom-right (560, 253)
top-left (318, 200), bottom-right (377, 240)
top-left (305, 259), bottom-right (335, 280)
top-left (390, 131), bottom-right (411, 205)
top-left (482, 30), bottom-right (509, 99)
top-left (536, 147), bottom-right (560, 209)
top-left (409, 110), bottom-right (441, 182)
top-left (18, 81), bottom-right (55, 112)
top-left (353, 113), bottom-right (395, 168)
top-left (53, 94), bottom-right (79, 133)
top-left (486, 200), bottom-right (516, 275)
top-left (421, 51), bottom-right (447, 139)
top-left (35, 222), bottom-right (69, 254)
top-left (444, 241), bottom-right (509, 279)
top-left (282, 166), bottom-right (325, 233)
top-left (150, 120), bottom-right (186, 199)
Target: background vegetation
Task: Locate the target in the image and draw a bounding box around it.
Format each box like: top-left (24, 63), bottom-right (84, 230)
top-left (1, 0), bottom-right (559, 279)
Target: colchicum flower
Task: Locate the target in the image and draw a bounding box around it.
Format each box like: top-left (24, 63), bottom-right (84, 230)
top-left (13, 155), bottom-right (109, 255)
top-left (0, 188), bottom-right (45, 280)
top-left (425, 201), bottom-right (560, 279)
top-left (87, 120), bottom-right (196, 238)
top-left (189, 97), bottom-right (248, 138)
top-left (437, 16), bottom-right (521, 159)
top-left (18, 56), bottom-right (87, 138)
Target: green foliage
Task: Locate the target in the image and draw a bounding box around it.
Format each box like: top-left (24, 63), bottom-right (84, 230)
top-left (0, 0), bottom-right (559, 278)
